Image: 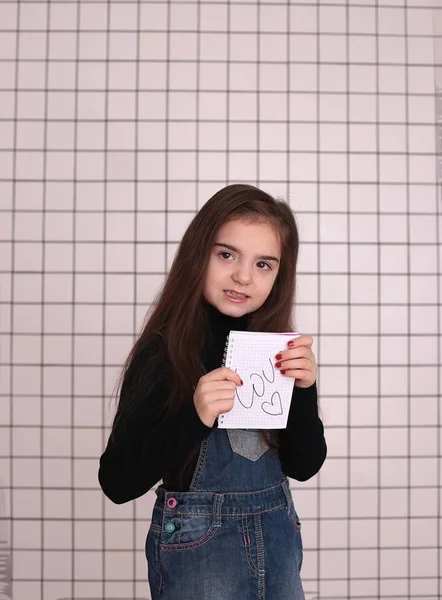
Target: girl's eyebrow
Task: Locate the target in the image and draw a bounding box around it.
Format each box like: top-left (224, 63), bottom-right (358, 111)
top-left (214, 242), bottom-right (280, 264)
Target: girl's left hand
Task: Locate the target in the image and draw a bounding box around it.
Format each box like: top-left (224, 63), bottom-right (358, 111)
top-left (274, 335), bottom-right (317, 389)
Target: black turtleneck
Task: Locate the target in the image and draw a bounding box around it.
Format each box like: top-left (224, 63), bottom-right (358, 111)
top-left (98, 303), bottom-right (326, 504)
top-left (200, 300), bottom-right (249, 372)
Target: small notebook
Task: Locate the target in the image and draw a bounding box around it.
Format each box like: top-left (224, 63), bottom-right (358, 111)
top-left (218, 330), bottom-right (300, 430)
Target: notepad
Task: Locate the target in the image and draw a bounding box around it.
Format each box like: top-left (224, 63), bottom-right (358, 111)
top-left (218, 330), bottom-right (301, 430)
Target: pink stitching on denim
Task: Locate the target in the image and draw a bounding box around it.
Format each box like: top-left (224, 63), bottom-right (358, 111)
top-left (189, 438), bottom-right (209, 491)
top-left (174, 501), bottom-right (285, 518)
top-left (161, 524), bottom-right (220, 552)
top-left (288, 510), bottom-right (301, 533)
top-left (242, 514), bottom-right (259, 576)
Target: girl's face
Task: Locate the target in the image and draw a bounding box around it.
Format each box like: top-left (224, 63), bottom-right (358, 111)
top-left (203, 218), bottom-right (281, 317)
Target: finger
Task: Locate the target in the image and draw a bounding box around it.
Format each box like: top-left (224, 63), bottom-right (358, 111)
top-left (214, 399), bottom-right (235, 415)
top-left (201, 378), bottom-right (237, 389)
top-left (276, 358), bottom-right (313, 371)
top-left (214, 380), bottom-right (238, 390)
top-left (279, 368), bottom-right (311, 379)
top-left (212, 394), bottom-right (236, 405)
top-left (275, 346), bottom-right (314, 362)
top-left (202, 386), bottom-right (236, 401)
top-left (201, 381), bottom-right (237, 400)
top-left (205, 367), bottom-right (243, 386)
top-left (287, 335), bottom-right (313, 349)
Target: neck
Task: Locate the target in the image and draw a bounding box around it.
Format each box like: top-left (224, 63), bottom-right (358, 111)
top-left (202, 299), bottom-right (249, 332)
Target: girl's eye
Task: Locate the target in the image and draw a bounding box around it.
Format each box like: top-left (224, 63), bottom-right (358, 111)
top-left (257, 261), bottom-right (271, 270)
top-left (219, 251), bottom-right (233, 260)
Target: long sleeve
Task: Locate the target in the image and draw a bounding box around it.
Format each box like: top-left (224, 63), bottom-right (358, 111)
top-left (277, 381), bottom-right (327, 481)
top-left (98, 342), bottom-right (212, 504)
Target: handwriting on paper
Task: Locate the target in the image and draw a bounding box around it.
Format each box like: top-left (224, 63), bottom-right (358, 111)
top-left (235, 358), bottom-right (283, 416)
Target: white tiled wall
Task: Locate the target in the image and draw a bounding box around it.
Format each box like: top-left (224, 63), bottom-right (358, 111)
top-left (0, 1), bottom-right (441, 599)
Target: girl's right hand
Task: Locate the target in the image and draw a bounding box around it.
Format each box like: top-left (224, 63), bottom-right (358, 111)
top-left (193, 367), bottom-right (243, 428)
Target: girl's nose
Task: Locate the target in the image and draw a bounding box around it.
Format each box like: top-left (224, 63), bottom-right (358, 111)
top-left (232, 269), bottom-right (252, 285)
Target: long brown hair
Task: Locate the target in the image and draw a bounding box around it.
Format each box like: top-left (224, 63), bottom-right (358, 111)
top-left (112, 184), bottom-right (299, 430)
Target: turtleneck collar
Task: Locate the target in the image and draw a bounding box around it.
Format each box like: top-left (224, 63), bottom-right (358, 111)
top-left (202, 299), bottom-right (249, 333)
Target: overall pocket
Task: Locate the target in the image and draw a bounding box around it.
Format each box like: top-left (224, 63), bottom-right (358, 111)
top-left (288, 501), bottom-right (302, 533)
top-left (227, 429), bottom-right (270, 461)
top-left (287, 500), bottom-right (303, 572)
top-left (282, 481), bottom-right (302, 534)
top-left (160, 493), bottom-right (223, 552)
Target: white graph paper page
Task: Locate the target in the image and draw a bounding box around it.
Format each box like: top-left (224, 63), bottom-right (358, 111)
top-left (218, 331), bottom-right (299, 429)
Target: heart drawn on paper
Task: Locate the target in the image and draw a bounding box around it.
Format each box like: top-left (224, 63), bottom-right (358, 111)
top-left (261, 391), bottom-right (283, 416)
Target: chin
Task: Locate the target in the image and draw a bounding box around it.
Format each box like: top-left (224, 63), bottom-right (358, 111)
top-left (219, 298), bottom-right (251, 315)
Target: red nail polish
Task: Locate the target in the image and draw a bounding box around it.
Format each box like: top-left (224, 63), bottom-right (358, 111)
top-left (281, 370), bottom-right (286, 375)
top-left (275, 362), bottom-right (281, 368)
top-left (288, 341), bottom-right (294, 348)
top-left (240, 379), bottom-right (243, 385)
top-left (275, 353), bottom-right (282, 360)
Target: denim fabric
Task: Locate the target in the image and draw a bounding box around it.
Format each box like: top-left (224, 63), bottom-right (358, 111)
top-left (190, 428), bottom-right (284, 493)
top-left (146, 428), bottom-right (305, 600)
top-left (227, 429), bottom-right (269, 462)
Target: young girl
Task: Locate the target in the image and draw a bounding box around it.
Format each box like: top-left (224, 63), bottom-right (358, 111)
top-left (98, 184), bottom-right (327, 600)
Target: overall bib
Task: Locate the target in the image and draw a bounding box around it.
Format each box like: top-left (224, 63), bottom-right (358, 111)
top-left (146, 427), bottom-right (305, 600)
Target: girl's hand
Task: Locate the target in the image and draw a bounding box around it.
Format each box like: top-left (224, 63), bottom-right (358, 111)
top-left (193, 367), bottom-right (243, 428)
top-left (274, 335), bottom-right (317, 389)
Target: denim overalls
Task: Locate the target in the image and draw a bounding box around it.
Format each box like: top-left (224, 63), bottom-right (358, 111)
top-left (146, 426), bottom-right (305, 600)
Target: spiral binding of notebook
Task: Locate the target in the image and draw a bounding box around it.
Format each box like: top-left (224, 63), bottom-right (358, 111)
top-left (219, 333), bottom-right (234, 425)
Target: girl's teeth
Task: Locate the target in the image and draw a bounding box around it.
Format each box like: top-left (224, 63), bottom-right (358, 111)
top-left (227, 290), bottom-right (246, 298)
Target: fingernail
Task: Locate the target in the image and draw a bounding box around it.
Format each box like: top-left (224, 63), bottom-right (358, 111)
top-left (275, 353), bottom-right (282, 360)
top-left (240, 379), bottom-right (243, 385)
top-left (275, 362), bottom-right (281, 368)
top-left (281, 370), bottom-right (286, 375)
top-left (288, 341), bottom-right (294, 348)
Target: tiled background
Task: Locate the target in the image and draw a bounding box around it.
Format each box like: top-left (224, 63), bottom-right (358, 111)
top-left (0, 1), bottom-right (441, 599)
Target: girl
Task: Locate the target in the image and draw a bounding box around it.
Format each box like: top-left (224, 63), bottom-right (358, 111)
top-left (98, 184), bottom-right (327, 600)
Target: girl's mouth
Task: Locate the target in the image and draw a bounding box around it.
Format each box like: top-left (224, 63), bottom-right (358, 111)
top-left (224, 290), bottom-right (249, 303)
